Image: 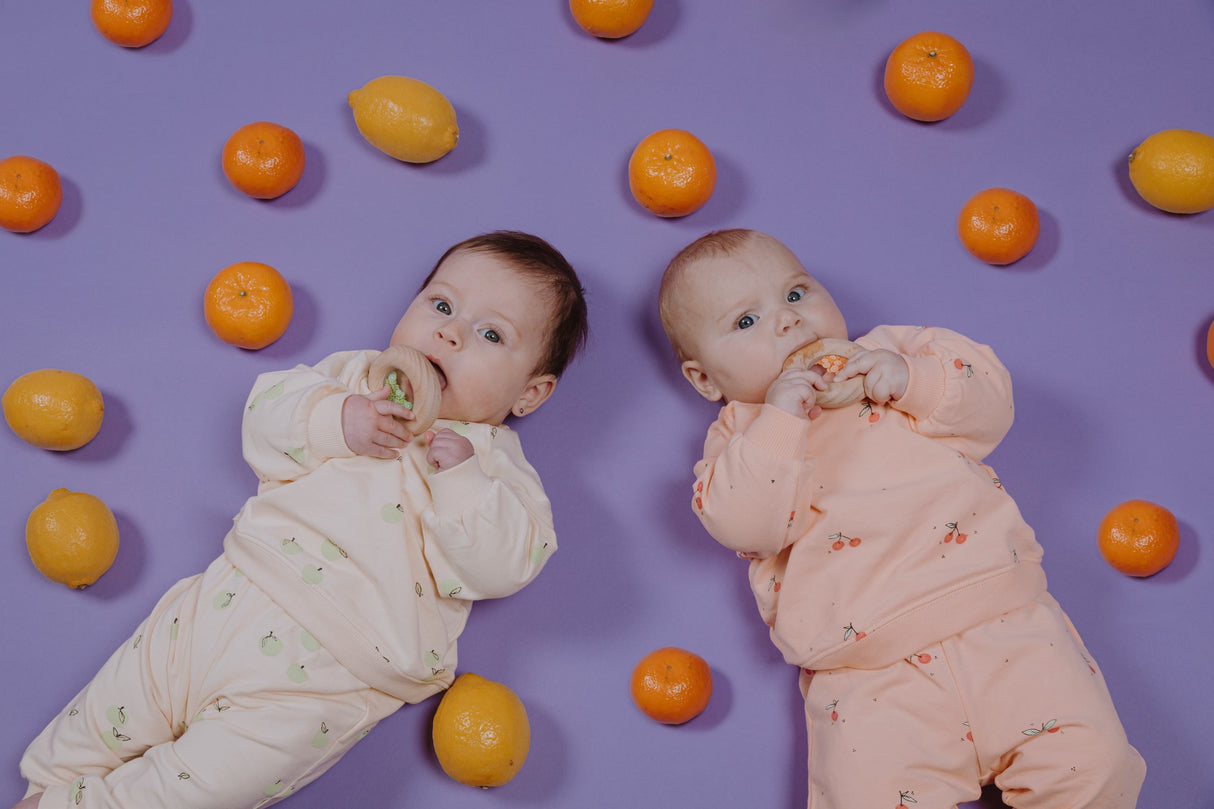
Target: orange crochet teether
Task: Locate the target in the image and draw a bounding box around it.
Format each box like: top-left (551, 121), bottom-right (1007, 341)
top-left (367, 345), bottom-right (442, 435)
top-left (782, 338), bottom-right (865, 408)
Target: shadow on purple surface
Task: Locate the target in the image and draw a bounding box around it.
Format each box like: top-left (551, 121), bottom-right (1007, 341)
top-left (70, 392), bottom-right (132, 464)
top-left (142, 0), bottom-right (193, 55)
top-left (255, 283), bottom-right (320, 361)
top-left (1005, 206), bottom-right (1059, 273)
top-left (79, 510), bottom-right (145, 600)
top-left (25, 175), bottom-right (83, 241)
top-left (1197, 316), bottom-right (1214, 385)
top-left (423, 106), bottom-right (488, 176)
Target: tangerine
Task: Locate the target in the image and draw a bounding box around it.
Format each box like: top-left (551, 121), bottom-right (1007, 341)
top-left (630, 646), bottom-right (713, 725)
top-left (1097, 499), bottom-right (1180, 577)
top-left (957, 187), bottom-right (1040, 265)
top-left (90, 0), bottom-right (173, 48)
top-left (432, 673), bottom-right (530, 788)
top-left (1127, 128), bottom-right (1214, 214)
top-left (0, 155), bottom-right (63, 234)
top-left (569, 0), bottom-right (654, 39)
top-left (1207, 318), bottom-right (1214, 370)
top-left (221, 122), bottom-right (306, 200)
top-left (628, 129), bottom-right (716, 218)
top-left (204, 261), bottom-right (294, 350)
top-left (883, 31), bottom-right (974, 122)
top-left (26, 489), bottom-right (120, 589)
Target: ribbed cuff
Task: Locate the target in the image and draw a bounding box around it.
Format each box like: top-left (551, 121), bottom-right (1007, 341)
top-left (307, 393), bottom-right (355, 460)
top-left (746, 405), bottom-right (811, 458)
top-left (895, 355), bottom-right (946, 420)
top-left (429, 456), bottom-right (493, 513)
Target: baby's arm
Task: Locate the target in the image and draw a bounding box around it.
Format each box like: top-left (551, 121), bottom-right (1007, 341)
top-left (832, 348), bottom-right (909, 404)
top-left (693, 403), bottom-right (814, 559)
top-left (341, 386), bottom-right (414, 459)
top-left (243, 350), bottom-right (399, 485)
top-left (859, 325), bottom-right (1014, 460)
top-left (420, 444), bottom-right (556, 600)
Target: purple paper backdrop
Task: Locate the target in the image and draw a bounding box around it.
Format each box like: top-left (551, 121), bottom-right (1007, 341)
top-left (2, 2), bottom-right (1211, 808)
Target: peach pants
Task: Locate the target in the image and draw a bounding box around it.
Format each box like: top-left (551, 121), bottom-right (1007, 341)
top-left (20, 557), bottom-right (402, 809)
top-left (799, 593), bottom-right (1144, 809)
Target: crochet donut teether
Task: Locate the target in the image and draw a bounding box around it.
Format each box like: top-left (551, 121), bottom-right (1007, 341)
top-left (367, 345), bottom-right (442, 435)
top-left (782, 338), bottom-right (865, 409)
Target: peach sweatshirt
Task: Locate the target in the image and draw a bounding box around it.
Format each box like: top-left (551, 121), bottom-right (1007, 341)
top-left (224, 350), bottom-right (556, 702)
top-left (692, 326), bottom-right (1047, 671)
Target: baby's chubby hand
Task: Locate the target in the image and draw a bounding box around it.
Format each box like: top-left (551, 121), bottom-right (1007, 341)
top-left (341, 386), bottom-right (415, 459)
top-left (833, 348), bottom-right (909, 404)
top-left (425, 428), bottom-right (474, 471)
top-left (766, 368), bottom-right (825, 421)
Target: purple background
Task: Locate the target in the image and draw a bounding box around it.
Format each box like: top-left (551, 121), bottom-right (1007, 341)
top-left (2, 2), bottom-right (1211, 807)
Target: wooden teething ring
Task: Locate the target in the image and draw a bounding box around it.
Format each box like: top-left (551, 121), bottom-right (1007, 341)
top-left (367, 345), bottom-right (443, 436)
top-left (782, 338), bottom-right (866, 409)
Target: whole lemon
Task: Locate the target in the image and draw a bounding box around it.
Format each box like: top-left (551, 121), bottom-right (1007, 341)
top-left (1127, 128), bottom-right (1214, 214)
top-left (3, 369), bottom-right (104, 451)
top-left (27, 488), bottom-right (120, 589)
top-left (432, 672), bottom-right (530, 788)
top-left (348, 76), bottom-right (459, 164)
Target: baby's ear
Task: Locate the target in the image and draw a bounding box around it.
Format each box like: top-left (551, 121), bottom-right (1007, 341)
top-left (681, 360), bottom-right (723, 402)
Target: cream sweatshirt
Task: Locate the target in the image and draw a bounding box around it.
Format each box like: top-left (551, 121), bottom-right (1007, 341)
top-left (224, 350), bottom-right (556, 702)
top-left (692, 326), bottom-right (1047, 671)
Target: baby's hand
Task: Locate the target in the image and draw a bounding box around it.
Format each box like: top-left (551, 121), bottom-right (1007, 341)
top-left (765, 368), bottom-right (825, 421)
top-left (425, 428), bottom-right (474, 471)
top-left (834, 349), bottom-right (909, 404)
top-left (341, 386), bottom-right (415, 459)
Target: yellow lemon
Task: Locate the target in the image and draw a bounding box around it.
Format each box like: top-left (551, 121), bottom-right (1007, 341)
top-left (348, 76), bottom-right (459, 163)
top-left (27, 489), bottom-right (120, 589)
top-left (1127, 128), bottom-right (1214, 214)
top-left (432, 672), bottom-right (530, 788)
top-left (3, 369), bottom-right (104, 451)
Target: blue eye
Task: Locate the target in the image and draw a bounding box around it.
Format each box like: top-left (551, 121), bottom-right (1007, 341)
top-left (787, 287), bottom-right (805, 302)
top-left (481, 328), bottom-right (501, 344)
top-left (433, 299), bottom-right (452, 315)
top-left (737, 314), bottom-right (756, 330)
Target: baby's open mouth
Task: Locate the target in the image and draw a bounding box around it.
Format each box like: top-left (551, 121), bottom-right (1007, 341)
top-left (428, 358), bottom-right (448, 390)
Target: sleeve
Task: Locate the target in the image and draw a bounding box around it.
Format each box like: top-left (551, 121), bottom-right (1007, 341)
top-left (241, 351), bottom-right (373, 487)
top-left (691, 402), bottom-right (814, 559)
top-left (419, 442), bottom-right (557, 601)
top-left (856, 325), bottom-right (1014, 461)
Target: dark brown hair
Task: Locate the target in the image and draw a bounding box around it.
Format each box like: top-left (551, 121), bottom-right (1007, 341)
top-left (422, 231), bottom-right (589, 378)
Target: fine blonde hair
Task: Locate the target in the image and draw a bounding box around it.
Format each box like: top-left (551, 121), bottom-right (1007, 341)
top-left (658, 228), bottom-right (762, 361)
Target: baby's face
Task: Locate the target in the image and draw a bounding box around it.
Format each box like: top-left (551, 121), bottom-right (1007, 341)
top-left (678, 239), bottom-right (847, 404)
top-left (389, 249), bottom-right (554, 425)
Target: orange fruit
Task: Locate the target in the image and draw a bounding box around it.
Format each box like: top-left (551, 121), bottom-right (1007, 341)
top-left (26, 488), bottom-right (120, 589)
top-left (883, 31), bottom-right (974, 122)
top-left (628, 129), bottom-right (717, 218)
top-left (3, 369), bottom-right (104, 451)
top-left (957, 187), bottom-right (1040, 265)
top-left (569, 0), bottom-right (654, 39)
top-left (221, 122), bottom-right (306, 200)
top-left (1207, 318), bottom-right (1214, 370)
top-left (1127, 128), bottom-right (1214, 214)
top-left (204, 261), bottom-right (294, 350)
top-left (630, 646), bottom-right (713, 725)
top-left (1097, 499), bottom-right (1180, 577)
top-left (0, 155), bottom-right (63, 234)
top-left (90, 0), bottom-right (173, 48)
top-left (432, 673), bottom-right (530, 788)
